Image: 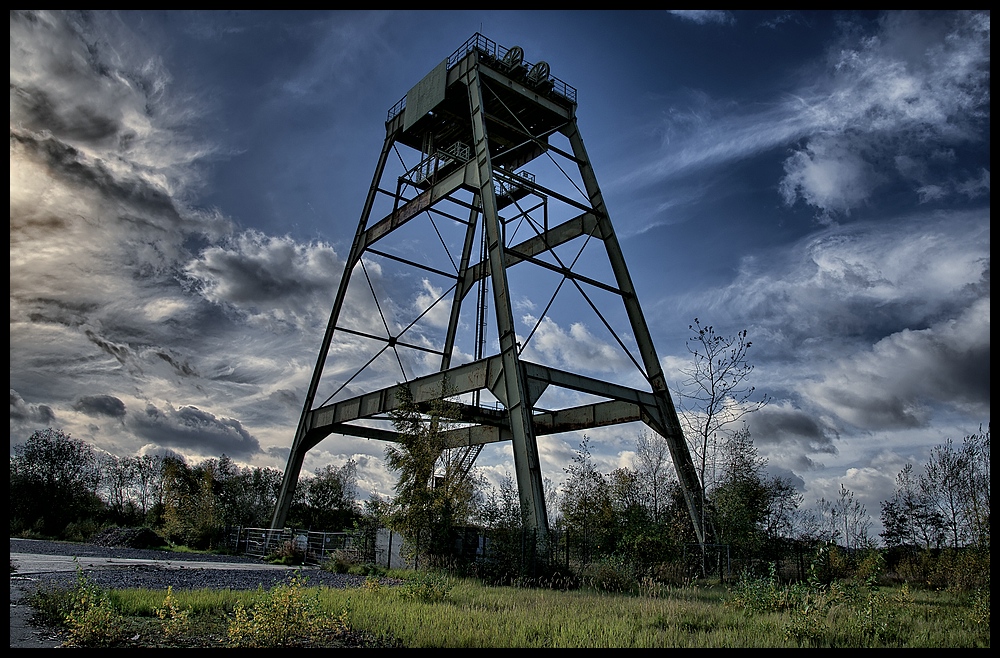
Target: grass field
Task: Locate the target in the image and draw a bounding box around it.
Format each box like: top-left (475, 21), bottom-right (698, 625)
top-left (27, 566), bottom-right (990, 648)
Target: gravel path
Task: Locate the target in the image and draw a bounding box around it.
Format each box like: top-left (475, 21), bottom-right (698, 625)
top-left (10, 537), bottom-right (379, 593)
top-left (10, 537), bottom-right (396, 648)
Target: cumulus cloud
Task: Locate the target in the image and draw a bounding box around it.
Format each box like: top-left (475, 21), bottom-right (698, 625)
top-left (779, 135), bottom-right (882, 216)
top-left (804, 296), bottom-right (990, 430)
top-left (132, 403), bottom-right (261, 459)
top-left (184, 230), bottom-right (343, 330)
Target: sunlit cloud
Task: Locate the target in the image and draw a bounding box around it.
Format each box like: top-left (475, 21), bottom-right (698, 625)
top-left (184, 230), bottom-right (343, 331)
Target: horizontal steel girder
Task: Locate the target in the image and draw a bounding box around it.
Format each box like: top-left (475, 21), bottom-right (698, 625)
top-left (301, 355), bottom-right (660, 451)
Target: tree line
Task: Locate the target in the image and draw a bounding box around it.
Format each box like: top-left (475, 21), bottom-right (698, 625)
top-left (9, 428), bottom-right (360, 549)
top-left (8, 421), bottom-right (989, 588)
top-left (8, 321), bottom-right (989, 591)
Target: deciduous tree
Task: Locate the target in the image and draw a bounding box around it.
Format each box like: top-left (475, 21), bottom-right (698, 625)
top-left (879, 463), bottom-right (945, 550)
top-left (386, 381), bottom-right (478, 566)
top-left (558, 436), bottom-right (615, 564)
top-left (10, 428), bottom-right (101, 536)
top-left (676, 319), bottom-right (770, 542)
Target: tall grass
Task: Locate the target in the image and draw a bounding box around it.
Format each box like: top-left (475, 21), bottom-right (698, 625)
top-left (29, 569), bottom-right (989, 648)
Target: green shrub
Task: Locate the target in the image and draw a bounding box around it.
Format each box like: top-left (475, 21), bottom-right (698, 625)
top-left (398, 571), bottom-right (453, 603)
top-left (62, 519), bottom-right (100, 543)
top-left (894, 548), bottom-right (990, 592)
top-left (728, 564), bottom-right (784, 613)
top-left (579, 556), bottom-right (638, 594)
top-left (322, 549), bottom-right (353, 574)
top-left (349, 562), bottom-right (387, 577)
top-left (784, 601), bottom-right (828, 647)
top-left (227, 572), bottom-right (348, 647)
top-left (853, 549), bottom-right (886, 587)
top-left (266, 539), bottom-right (306, 565)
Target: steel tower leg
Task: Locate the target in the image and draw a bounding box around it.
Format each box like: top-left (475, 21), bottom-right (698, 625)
top-left (464, 61), bottom-right (549, 538)
top-left (271, 131), bottom-right (397, 531)
top-left (562, 119), bottom-right (707, 545)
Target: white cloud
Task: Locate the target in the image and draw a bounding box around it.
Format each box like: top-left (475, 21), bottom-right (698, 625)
top-left (705, 210), bottom-right (990, 354)
top-left (956, 168), bottom-right (990, 199)
top-left (779, 136), bottom-right (881, 215)
top-left (519, 316), bottom-right (635, 377)
top-left (412, 278), bottom-right (453, 330)
top-left (667, 10), bottom-right (735, 26)
top-left (778, 11), bottom-right (990, 214)
top-left (624, 11), bottom-right (990, 218)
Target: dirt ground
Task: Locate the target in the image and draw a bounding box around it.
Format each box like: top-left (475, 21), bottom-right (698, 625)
top-left (10, 577), bottom-right (67, 648)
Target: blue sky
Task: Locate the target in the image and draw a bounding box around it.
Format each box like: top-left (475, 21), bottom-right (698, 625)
top-left (10, 10), bottom-right (990, 538)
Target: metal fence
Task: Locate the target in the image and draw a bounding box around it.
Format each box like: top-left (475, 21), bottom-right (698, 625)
top-left (228, 527), bottom-right (360, 565)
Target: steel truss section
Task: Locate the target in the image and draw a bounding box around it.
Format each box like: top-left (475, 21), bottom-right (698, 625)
top-left (272, 34), bottom-right (707, 546)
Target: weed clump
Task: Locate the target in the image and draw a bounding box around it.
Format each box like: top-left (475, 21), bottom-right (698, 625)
top-left (154, 586), bottom-right (193, 640)
top-left (227, 571), bottom-right (349, 647)
top-left (265, 539), bottom-right (306, 565)
top-left (27, 561), bottom-right (132, 647)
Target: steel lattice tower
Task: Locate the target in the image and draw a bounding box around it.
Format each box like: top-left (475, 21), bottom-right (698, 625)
top-left (271, 34), bottom-right (707, 546)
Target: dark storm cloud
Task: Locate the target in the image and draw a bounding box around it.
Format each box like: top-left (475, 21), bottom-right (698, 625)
top-left (746, 404), bottom-right (838, 455)
top-left (804, 297), bottom-right (990, 430)
top-left (133, 403), bottom-right (261, 459)
top-left (10, 389), bottom-right (56, 426)
top-left (73, 394), bottom-right (127, 418)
